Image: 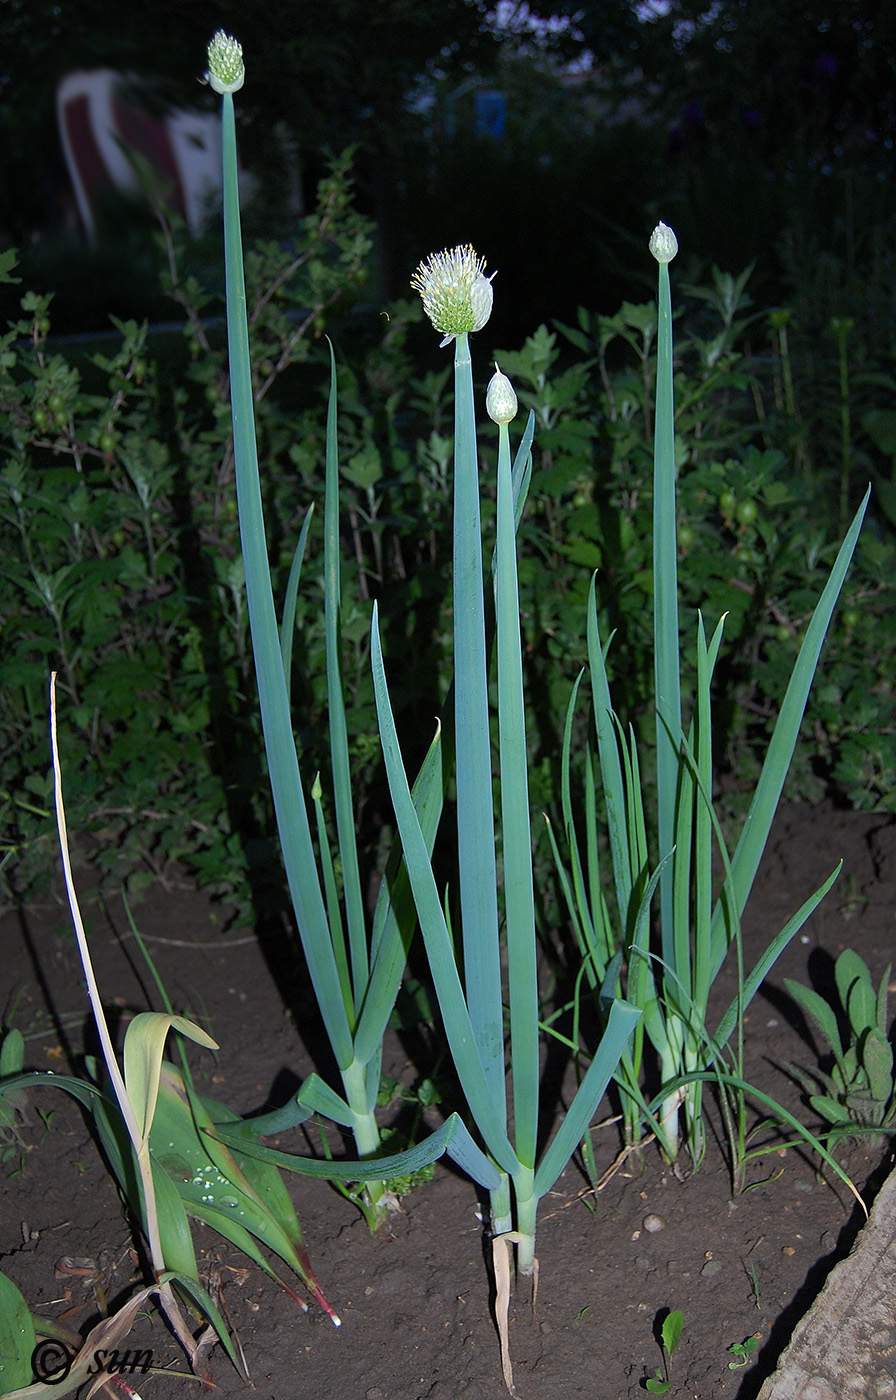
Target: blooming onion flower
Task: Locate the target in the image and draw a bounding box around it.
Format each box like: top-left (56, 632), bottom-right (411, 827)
top-left (410, 245), bottom-right (495, 347)
top-left (207, 31), bottom-right (245, 94)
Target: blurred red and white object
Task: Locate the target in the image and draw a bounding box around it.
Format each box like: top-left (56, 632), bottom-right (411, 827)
top-left (57, 70), bottom-right (222, 239)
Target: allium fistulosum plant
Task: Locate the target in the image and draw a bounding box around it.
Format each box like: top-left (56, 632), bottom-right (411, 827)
top-left (206, 31), bottom-right (445, 1228)
top-left (555, 222), bottom-right (870, 1174)
top-left (367, 246), bottom-right (641, 1389)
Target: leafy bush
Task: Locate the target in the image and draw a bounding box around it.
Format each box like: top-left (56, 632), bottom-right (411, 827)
top-left (0, 156), bottom-right (377, 916)
top-left (2, 212), bottom-right (895, 918)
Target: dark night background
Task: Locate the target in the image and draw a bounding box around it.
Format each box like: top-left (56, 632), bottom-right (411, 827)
top-left (0, 0), bottom-right (890, 355)
top-left (0, 0), bottom-right (893, 345)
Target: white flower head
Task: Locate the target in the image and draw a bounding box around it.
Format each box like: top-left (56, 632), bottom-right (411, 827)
top-left (207, 31), bottom-right (245, 94)
top-left (649, 222), bottom-right (679, 264)
top-left (411, 245), bottom-right (495, 347)
top-left (486, 363), bottom-right (517, 425)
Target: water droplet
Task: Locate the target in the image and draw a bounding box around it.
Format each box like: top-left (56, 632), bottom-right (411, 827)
top-left (219, 1196), bottom-right (239, 1209)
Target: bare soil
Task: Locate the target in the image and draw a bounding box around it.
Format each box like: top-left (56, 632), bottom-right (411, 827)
top-left (2, 800), bottom-right (895, 1400)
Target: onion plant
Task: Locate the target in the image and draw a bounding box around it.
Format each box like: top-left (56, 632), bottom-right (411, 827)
top-left (365, 249), bottom-right (640, 1389)
top-left (206, 32), bottom-right (446, 1227)
top-left (555, 222), bottom-right (869, 1170)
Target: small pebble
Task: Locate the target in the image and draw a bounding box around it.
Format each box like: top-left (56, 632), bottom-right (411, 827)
top-left (643, 1213), bottom-right (666, 1233)
top-left (782, 1246), bottom-right (796, 1256)
top-left (701, 1259), bottom-right (723, 1278)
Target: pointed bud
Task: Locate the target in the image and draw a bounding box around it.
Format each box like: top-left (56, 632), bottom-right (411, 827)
top-left (207, 31), bottom-right (245, 94)
top-left (649, 222), bottom-right (678, 264)
top-left (486, 364), bottom-right (517, 425)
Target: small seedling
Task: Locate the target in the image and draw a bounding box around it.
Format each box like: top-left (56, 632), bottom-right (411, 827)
top-left (728, 1334), bottom-right (760, 1369)
top-left (741, 1249), bottom-right (762, 1309)
top-left (646, 1309), bottom-right (683, 1393)
top-left (785, 948), bottom-right (896, 1147)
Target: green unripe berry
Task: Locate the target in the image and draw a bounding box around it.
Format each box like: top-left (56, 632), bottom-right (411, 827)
top-left (735, 499), bottom-right (758, 527)
top-left (842, 607), bottom-right (861, 630)
top-left (98, 431), bottom-right (117, 454)
top-left (47, 392), bottom-right (65, 414)
top-left (676, 522), bottom-right (695, 549)
top-left (719, 489), bottom-right (737, 517)
top-left (32, 407), bottom-right (48, 431)
top-left (774, 623), bottom-right (792, 643)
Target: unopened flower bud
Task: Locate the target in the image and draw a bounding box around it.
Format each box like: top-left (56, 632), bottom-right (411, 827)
top-left (207, 31), bottom-right (245, 94)
top-left (486, 364), bottom-right (517, 425)
top-left (410, 245), bottom-right (495, 347)
top-left (649, 222), bottom-right (678, 264)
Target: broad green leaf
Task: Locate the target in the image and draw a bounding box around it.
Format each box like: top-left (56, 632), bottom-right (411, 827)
top-left (784, 978), bottom-right (846, 1066)
top-left (862, 1028), bottom-right (893, 1107)
top-left (810, 1094), bottom-right (853, 1125)
top-left (150, 1063), bottom-right (336, 1320)
top-left (662, 1309), bottom-right (684, 1356)
top-left (836, 950), bottom-right (875, 1041)
top-left (0, 1029), bottom-right (23, 1077)
top-left (123, 1012), bottom-right (217, 1145)
top-left (0, 1269), bottom-right (35, 1394)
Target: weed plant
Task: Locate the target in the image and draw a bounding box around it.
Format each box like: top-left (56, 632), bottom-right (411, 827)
top-left (785, 948), bottom-right (896, 1148)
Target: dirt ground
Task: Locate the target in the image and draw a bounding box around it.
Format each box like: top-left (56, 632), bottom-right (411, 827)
top-left (2, 799), bottom-right (895, 1400)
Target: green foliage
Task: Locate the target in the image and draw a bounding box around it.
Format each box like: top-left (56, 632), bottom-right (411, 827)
top-left (0, 1269), bottom-right (34, 1395)
top-left (785, 949), bottom-right (896, 1146)
top-left (3, 225), bottom-right (895, 925)
top-left (728, 1334), bottom-right (760, 1370)
top-left (646, 1308), bottom-right (684, 1393)
top-left (0, 156), bottom-right (375, 917)
top-left (0, 1025), bottom-right (29, 1166)
top-left (545, 236), bottom-right (868, 1181)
